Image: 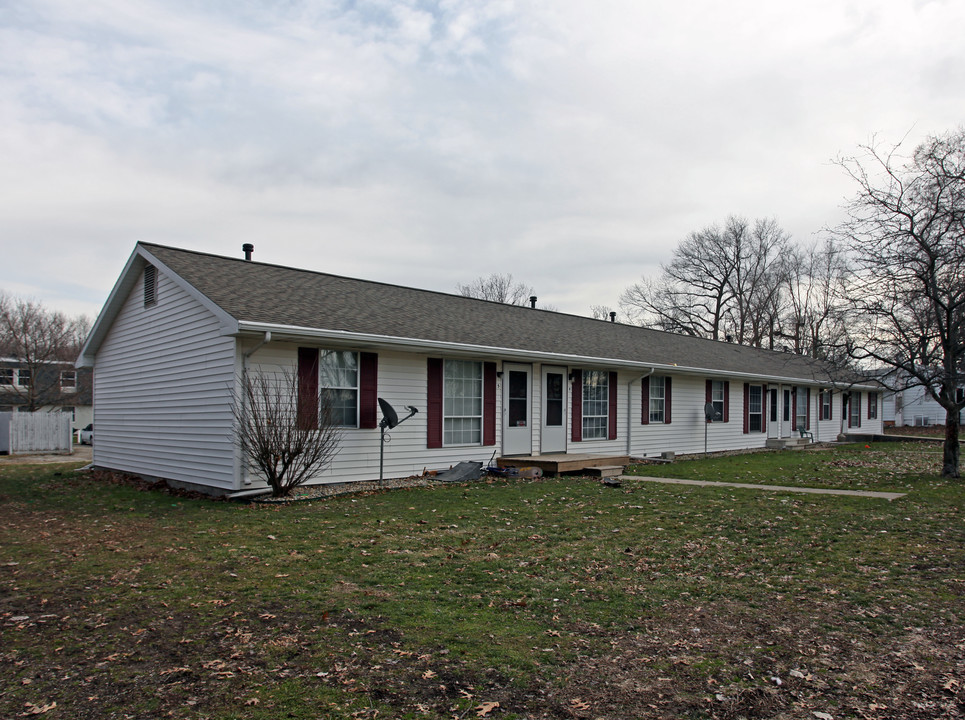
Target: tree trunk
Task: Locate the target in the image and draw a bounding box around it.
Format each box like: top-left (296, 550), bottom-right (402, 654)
top-left (943, 409), bottom-right (961, 479)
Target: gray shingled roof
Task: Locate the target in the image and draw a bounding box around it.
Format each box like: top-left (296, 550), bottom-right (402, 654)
top-left (142, 242), bottom-right (857, 385)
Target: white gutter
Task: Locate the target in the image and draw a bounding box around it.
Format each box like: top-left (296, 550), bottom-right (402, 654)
top-left (243, 331), bottom-right (272, 361)
top-left (627, 369), bottom-right (655, 455)
top-left (232, 321), bottom-right (879, 390)
top-left (227, 487), bottom-right (272, 500)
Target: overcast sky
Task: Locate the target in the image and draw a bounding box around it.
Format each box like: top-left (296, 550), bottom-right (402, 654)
top-left (2, 0), bottom-right (963, 322)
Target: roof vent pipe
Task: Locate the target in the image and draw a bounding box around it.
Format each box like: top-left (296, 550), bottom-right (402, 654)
top-left (609, 311), bottom-right (616, 322)
top-left (242, 243), bottom-right (254, 261)
top-left (530, 296), bottom-right (537, 309)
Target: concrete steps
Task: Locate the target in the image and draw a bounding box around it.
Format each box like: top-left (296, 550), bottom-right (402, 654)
top-left (766, 437), bottom-right (810, 450)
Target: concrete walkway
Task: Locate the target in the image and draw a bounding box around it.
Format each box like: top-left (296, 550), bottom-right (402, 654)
top-left (624, 475), bottom-right (906, 501)
top-left (0, 445), bottom-right (92, 465)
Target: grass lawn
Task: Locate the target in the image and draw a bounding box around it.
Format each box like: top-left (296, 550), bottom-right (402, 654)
top-left (1, 442), bottom-right (963, 719)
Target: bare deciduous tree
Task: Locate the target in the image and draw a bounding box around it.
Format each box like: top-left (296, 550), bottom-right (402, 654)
top-left (457, 273), bottom-right (534, 305)
top-left (621, 216), bottom-right (790, 344)
top-left (232, 369), bottom-right (342, 497)
top-left (0, 292), bottom-right (90, 411)
top-left (834, 128), bottom-right (965, 478)
top-left (782, 239), bottom-right (850, 361)
top-left (723, 217), bottom-right (791, 347)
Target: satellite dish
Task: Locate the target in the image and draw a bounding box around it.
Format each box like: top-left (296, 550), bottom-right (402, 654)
top-left (378, 398), bottom-right (399, 429)
top-left (704, 402), bottom-right (719, 421)
top-left (377, 399), bottom-right (419, 480)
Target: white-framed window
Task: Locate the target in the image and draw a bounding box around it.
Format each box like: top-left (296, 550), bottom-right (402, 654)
top-left (849, 392), bottom-right (862, 428)
top-left (0, 368), bottom-right (12, 386)
top-left (61, 370), bottom-right (77, 392)
top-left (582, 370), bottom-right (609, 439)
top-left (796, 387), bottom-right (808, 430)
top-left (15, 368), bottom-right (30, 389)
top-left (649, 376), bottom-right (666, 423)
top-left (62, 406), bottom-right (75, 421)
top-left (868, 392), bottom-right (878, 419)
top-left (820, 390), bottom-right (832, 420)
top-left (748, 385), bottom-right (763, 432)
top-left (319, 350), bottom-right (358, 427)
top-left (711, 380), bottom-right (725, 420)
top-left (444, 359), bottom-right (482, 445)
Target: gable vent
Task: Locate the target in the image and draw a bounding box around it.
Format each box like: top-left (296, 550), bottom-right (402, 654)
top-left (144, 264), bottom-right (158, 307)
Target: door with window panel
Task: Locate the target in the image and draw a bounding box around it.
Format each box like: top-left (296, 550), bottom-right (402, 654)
top-left (541, 366), bottom-right (566, 453)
top-left (503, 363), bottom-right (532, 455)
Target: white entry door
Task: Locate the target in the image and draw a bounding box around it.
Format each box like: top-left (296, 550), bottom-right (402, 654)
top-left (767, 387), bottom-right (780, 438)
top-left (541, 366), bottom-right (567, 454)
top-left (503, 363), bottom-right (532, 456)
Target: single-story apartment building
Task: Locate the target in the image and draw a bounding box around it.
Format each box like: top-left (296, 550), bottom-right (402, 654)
top-left (77, 243), bottom-right (882, 495)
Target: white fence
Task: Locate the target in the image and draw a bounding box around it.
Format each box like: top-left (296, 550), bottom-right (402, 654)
top-left (0, 411), bottom-right (73, 454)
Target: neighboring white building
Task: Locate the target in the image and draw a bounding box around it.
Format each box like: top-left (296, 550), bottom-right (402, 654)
top-left (880, 375), bottom-right (963, 427)
top-left (77, 243), bottom-right (884, 495)
top-left (0, 359), bottom-right (93, 437)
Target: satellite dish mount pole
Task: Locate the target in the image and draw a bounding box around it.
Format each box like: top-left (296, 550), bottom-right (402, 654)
top-left (378, 398), bottom-right (418, 481)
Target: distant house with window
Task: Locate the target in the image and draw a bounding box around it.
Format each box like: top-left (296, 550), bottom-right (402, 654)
top-left (0, 358), bottom-right (92, 434)
top-left (77, 243), bottom-right (883, 495)
top-left (876, 369), bottom-right (964, 427)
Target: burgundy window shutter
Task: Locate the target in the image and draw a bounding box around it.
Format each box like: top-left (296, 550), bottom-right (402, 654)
top-left (867, 391), bottom-right (873, 419)
top-left (359, 352), bottom-right (378, 429)
top-left (743, 383), bottom-right (750, 434)
top-left (297, 347), bottom-right (319, 431)
top-left (427, 358), bottom-right (443, 448)
top-left (483, 362), bottom-right (497, 446)
top-left (847, 394), bottom-right (852, 428)
top-left (792, 387), bottom-right (798, 431)
top-left (705, 379), bottom-right (712, 423)
top-left (723, 381), bottom-right (730, 423)
top-left (641, 376), bottom-right (650, 425)
top-left (806, 388), bottom-right (812, 430)
top-left (856, 392), bottom-right (862, 428)
top-left (608, 371), bottom-right (618, 440)
top-left (664, 377), bottom-right (672, 424)
top-left (571, 369), bottom-right (582, 442)
top-left (761, 384), bottom-right (767, 431)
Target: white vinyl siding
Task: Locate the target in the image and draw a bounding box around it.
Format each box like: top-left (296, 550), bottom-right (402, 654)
top-left (628, 376), bottom-right (769, 457)
top-left (92, 267), bottom-right (237, 491)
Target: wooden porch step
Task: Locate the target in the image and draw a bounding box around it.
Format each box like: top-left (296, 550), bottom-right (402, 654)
top-left (586, 465), bottom-right (625, 478)
top-left (497, 454), bottom-right (630, 476)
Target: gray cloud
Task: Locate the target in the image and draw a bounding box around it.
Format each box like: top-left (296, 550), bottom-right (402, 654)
top-left (1, 0), bottom-right (963, 319)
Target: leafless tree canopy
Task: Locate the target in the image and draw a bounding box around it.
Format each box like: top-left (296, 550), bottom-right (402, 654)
top-left (621, 217), bottom-right (795, 345)
top-left (0, 292), bottom-right (91, 411)
top-left (231, 369), bottom-right (342, 497)
top-left (833, 128), bottom-right (965, 477)
top-left (457, 273), bottom-right (534, 306)
top-left (619, 218), bottom-right (854, 363)
top-left (783, 239), bottom-right (850, 362)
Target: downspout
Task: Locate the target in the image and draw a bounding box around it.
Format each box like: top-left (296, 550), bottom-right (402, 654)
top-left (239, 332), bottom-right (272, 486)
top-left (627, 369), bottom-right (655, 455)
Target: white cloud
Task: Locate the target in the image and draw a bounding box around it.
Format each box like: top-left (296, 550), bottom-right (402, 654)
top-left (1, 0), bottom-right (963, 320)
